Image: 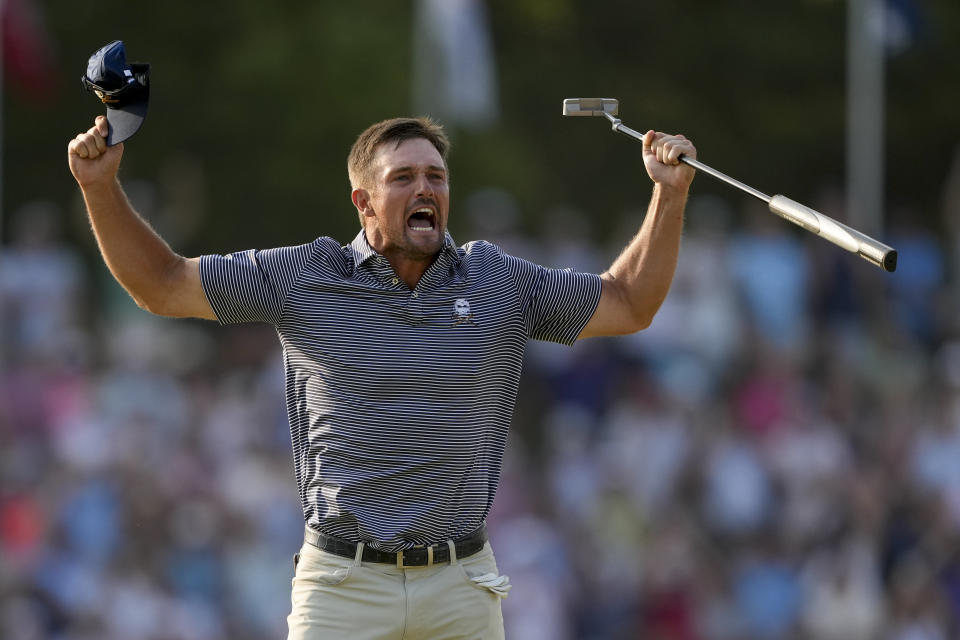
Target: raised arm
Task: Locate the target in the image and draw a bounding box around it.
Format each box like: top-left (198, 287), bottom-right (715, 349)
top-left (68, 116), bottom-right (216, 320)
top-left (579, 130), bottom-right (696, 338)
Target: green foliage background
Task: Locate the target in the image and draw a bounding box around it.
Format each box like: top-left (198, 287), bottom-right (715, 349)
top-left (5, 0), bottom-right (959, 254)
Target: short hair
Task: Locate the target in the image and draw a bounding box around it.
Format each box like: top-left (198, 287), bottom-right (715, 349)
top-left (347, 117), bottom-right (450, 190)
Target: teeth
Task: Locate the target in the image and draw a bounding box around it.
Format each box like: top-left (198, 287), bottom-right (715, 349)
top-left (408, 207), bottom-right (436, 230)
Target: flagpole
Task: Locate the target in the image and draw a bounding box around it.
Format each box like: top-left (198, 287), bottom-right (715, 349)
top-left (0, 0), bottom-right (6, 246)
top-left (847, 0), bottom-right (885, 237)
top-left (0, 0), bottom-right (6, 373)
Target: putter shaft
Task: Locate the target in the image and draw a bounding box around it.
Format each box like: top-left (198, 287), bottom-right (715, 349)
top-left (604, 114), bottom-right (771, 202)
top-left (597, 110), bottom-right (897, 272)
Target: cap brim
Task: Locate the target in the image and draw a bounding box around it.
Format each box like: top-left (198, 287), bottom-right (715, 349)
top-left (105, 92), bottom-right (148, 146)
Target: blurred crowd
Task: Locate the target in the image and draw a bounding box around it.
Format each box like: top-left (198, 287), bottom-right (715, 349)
top-left (2, 162), bottom-right (960, 639)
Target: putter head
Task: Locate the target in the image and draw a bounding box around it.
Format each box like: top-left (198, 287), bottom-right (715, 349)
top-left (562, 98), bottom-right (619, 116)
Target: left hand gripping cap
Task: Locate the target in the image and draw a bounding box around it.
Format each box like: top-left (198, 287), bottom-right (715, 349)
top-left (81, 40), bottom-right (150, 146)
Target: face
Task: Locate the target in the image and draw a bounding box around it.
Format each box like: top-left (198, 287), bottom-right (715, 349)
top-left (354, 137), bottom-right (450, 262)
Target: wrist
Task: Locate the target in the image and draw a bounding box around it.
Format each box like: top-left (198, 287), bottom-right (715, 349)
top-left (652, 181), bottom-right (690, 202)
top-left (80, 175), bottom-right (122, 195)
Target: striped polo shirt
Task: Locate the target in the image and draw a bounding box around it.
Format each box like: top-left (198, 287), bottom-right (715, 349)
top-left (200, 230), bottom-right (601, 551)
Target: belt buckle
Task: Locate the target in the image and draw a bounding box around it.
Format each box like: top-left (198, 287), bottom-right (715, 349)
top-left (397, 545), bottom-right (434, 568)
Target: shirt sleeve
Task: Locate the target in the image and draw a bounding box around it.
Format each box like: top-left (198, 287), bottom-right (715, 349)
top-left (199, 241), bottom-right (317, 326)
top-left (498, 248), bottom-right (602, 345)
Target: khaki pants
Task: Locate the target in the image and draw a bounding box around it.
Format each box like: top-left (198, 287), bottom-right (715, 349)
top-left (287, 539), bottom-right (506, 640)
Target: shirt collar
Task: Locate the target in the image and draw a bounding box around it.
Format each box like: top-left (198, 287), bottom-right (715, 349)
top-left (348, 229), bottom-right (462, 268)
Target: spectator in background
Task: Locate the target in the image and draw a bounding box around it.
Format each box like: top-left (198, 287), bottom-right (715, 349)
top-left (800, 534), bottom-right (887, 640)
top-left (885, 204), bottom-right (946, 347)
top-left (0, 200), bottom-right (87, 365)
top-left (729, 198), bottom-right (811, 356)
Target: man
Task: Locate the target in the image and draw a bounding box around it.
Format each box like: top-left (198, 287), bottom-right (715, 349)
top-left (68, 114), bottom-right (696, 639)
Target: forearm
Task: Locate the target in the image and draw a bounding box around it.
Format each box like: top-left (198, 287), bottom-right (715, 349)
top-left (81, 178), bottom-right (183, 311)
top-left (604, 183), bottom-right (686, 328)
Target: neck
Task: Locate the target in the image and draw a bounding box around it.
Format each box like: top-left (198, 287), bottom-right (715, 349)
top-left (365, 233), bottom-right (439, 289)
top-left (388, 254), bottom-right (434, 289)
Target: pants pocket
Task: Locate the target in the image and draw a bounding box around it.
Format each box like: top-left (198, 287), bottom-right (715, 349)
top-left (457, 545), bottom-right (512, 599)
top-left (294, 545), bottom-right (355, 586)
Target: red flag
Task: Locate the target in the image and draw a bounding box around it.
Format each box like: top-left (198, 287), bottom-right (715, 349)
top-left (3, 0), bottom-right (57, 102)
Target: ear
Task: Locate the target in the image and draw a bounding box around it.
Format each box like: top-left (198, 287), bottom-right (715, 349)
top-left (351, 188), bottom-right (373, 217)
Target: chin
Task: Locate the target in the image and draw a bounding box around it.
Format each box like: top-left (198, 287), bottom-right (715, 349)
top-left (406, 233), bottom-right (443, 254)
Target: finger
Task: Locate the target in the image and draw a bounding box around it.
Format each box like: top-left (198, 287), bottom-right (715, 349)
top-left (648, 133), bottom-right (662, 161)
top-left (82, 124), bottom-right (107, 154)
top-left (92, 127), bottom-right (107, 153)
top-left (73, 132), bottom-right (102, 159)
top-left (95, 115), bottom-right (109, 138)
top-left (666, 139), bottom-right (686, 164)
top-left (656, 136), bottom-right (687, 164)
top-left (657, 139), bottom-right (670, 164)
top-left (642, 130), bottom-right (658, 152)
top-left (68, 137), bottom-right (89, 159)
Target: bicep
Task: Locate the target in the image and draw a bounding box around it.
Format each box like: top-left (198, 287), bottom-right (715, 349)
top-left (154, 256), bottom-right (217, 320)
top-left (578, 274), bottom-right (648, 339)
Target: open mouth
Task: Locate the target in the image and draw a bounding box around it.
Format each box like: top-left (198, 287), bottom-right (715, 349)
top-left (407, 207), bottom-right (437, 232)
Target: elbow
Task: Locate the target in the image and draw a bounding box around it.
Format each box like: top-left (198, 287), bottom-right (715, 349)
top-left (129, 257), bottom-right (186, 317)
top-left (133, 292), bottom-right (168, 316)
top-left (604, 305), bottom-right (653, 336)
top-left (627, 298), bottom-right (666, 333)
top-left (132, 294), bottom-right (153, 313)
top-left (628, 287), bottom-right (672, 333)
top-left (633, 313), bottom-right (653, 333)
top-left (123, 276), bottom-right (169, 315)
top-left (137, 289), bottom-right (190, 318)
top-left (596, 275), bottom-right (659, 336)
top-left (102, 252), bottom-right (197, 318)
top-left (628, 310), bottom-right (653, 333)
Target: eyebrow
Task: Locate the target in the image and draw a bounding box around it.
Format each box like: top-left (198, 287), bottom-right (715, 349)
top-left (387, 165), bottom-right (447, 176)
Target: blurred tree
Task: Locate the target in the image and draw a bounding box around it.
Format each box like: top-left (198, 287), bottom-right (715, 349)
top-left (3, 0), bottom-right (959, 252)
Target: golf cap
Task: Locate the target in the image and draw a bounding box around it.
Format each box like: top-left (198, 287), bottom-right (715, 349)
top-left (81, 40), bottom-right (150, 146)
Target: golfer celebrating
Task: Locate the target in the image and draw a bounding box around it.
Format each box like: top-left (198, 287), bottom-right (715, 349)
top-left (68, 109), bottom-right (695, 638)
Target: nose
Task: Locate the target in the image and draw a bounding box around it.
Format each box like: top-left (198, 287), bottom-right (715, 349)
top-left (414, 173), bottom-right (434, 197)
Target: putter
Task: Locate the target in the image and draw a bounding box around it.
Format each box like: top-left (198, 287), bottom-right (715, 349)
top-left (563, 98), bottom-right (897, 272)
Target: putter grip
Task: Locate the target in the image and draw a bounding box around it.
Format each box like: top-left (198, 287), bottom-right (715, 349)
top-left (769, 195), bottom-right (897, 272)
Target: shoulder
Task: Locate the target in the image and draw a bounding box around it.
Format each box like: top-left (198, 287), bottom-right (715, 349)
top-left (309, 236), bottom-right (344, 254)
top-left (460, 239), bottom-right (508, 264)
top-left (454, 240), bottom-right (513, 279)
top-left (300, 236), bottom-right (355, 275)
top-left (242, 236), bottom-right (352, 282)
top-left (268, 237), bottom-right (341, 274)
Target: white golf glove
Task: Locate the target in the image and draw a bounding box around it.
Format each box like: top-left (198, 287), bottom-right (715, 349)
top-left (470, 572), bottom-right (512, 599)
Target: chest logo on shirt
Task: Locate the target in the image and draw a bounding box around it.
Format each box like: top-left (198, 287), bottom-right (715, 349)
top-left (452, 298), bottom-right (477, 326)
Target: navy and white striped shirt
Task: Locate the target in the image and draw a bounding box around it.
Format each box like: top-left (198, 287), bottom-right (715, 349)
top-left (200, 230), bottom-right (601, 551)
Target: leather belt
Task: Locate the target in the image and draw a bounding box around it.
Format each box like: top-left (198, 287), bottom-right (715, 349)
top-left (303, 524), bottom-right (487, 568)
